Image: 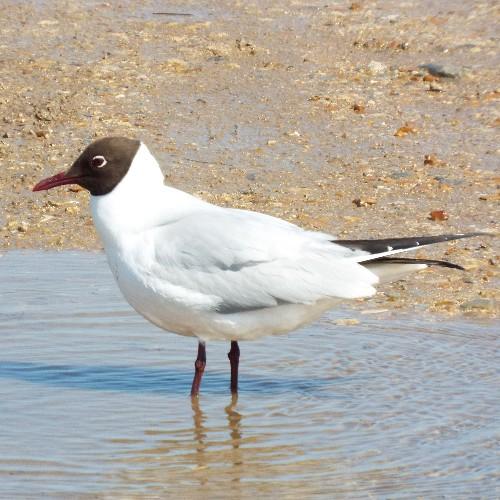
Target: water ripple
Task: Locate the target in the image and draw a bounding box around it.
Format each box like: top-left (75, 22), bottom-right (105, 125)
top-left (0, 251), bottom-right (498, 498)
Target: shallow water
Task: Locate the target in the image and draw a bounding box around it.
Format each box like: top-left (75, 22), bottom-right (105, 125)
top-left (0, 251), bottom-right (498, 498)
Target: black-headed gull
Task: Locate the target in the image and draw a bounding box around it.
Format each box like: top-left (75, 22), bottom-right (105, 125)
top-left (33, 137), bottom-right (484, 396)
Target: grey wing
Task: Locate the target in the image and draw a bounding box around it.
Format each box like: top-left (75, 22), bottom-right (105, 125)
top-left (147, 208), bottom-right (378, 313)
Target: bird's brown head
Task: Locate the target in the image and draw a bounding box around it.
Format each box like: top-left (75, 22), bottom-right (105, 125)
top-left (33, 137), bottom-right (141, 196)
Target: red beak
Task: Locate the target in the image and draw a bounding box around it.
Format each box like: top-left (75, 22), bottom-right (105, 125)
top-left (32, 171), bottom-right (83, 192)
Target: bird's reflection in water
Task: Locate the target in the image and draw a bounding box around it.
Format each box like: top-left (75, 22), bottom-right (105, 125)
top-left (191, 396), bottom-right (208, 455)
top-left (191, 393), bottom-right (243, 485)
top-left (224, 394), bottom-right (243, 491)
top-left (225, 394), bottom-right (242, 451)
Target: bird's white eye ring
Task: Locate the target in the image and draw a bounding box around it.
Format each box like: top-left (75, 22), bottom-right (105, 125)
top-left (91, 155), bottom-right (107, 168)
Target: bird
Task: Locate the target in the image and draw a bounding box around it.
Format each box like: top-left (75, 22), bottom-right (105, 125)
top-left (32, 137), bottom-right (486, 396)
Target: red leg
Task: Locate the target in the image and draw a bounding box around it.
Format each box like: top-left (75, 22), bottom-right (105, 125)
top-left (190, 341), bottom-right (206, 397)
top-left (228, 341), bottom-right (240, 393)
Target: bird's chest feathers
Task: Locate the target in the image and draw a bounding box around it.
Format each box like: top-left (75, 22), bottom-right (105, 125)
top-left (105, 234), bottom-right (214, 313)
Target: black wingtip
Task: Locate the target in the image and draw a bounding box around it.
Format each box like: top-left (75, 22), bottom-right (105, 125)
top-left (369, 257), bottom-right (465, 270)
top-left (334, 232), bottom-right (492, 254)
top-left (440, 260), bottom-right (466, 271)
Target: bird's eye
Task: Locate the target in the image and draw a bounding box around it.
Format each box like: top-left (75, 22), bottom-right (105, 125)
top-left (91, 155), bottom-right (107, 168)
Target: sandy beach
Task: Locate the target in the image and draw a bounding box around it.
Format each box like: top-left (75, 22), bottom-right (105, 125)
top-left (0, 0), bottom-right (498, 316)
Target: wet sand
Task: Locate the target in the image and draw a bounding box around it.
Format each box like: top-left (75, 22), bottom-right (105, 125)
top-left (0, 0), bottom-right (498, 318)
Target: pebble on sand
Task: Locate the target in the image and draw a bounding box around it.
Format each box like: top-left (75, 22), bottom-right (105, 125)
top-left (367, 60), bottom-right (388, 76)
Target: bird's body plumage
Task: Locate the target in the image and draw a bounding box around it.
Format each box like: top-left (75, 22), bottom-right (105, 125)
top-left (90, 144), bottom-right (379, 341)
top-left (33, 137), bottom-right (487, 394)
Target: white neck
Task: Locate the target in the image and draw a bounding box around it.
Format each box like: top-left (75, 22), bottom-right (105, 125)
top-left (90, 142), bottom-right (205, 249)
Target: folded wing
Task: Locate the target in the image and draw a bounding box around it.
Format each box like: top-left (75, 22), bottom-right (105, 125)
top-left (148, 208), bottom-right (378, 313)
top-left (143, 205), bottom-right (485, 313)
